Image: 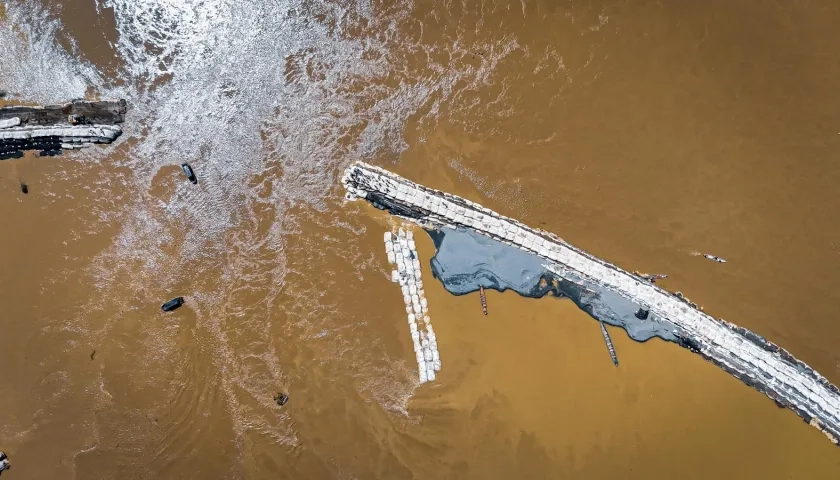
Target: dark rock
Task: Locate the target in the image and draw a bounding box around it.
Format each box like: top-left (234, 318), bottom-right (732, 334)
top-left (274, 392), bottom-right (289, 406)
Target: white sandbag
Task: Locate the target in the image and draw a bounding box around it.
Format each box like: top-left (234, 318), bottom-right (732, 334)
top-left (0, 117), bottom-right (21, 129)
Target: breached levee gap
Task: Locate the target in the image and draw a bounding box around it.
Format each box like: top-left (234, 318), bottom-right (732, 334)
top-left (342, 161), bottom-right (840, 447)
top-left (0, 99), bottom-right (126, 160)
top-left (384, 227), bottom-right (441, 384)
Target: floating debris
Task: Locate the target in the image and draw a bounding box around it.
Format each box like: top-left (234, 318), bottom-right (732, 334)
top-left (600, 322), bottom-right (619, 367)
top-left (20, 183), bottom-right (27, 194)
top-left (385, 228), bottom-right (440, 383)
top-left (674, 330), bottom-right (702, 354)
top-left (274, 392), bottom-right (289, 406)
top-left (702, 253), bottom-right (726, 263)
top-left (161, 296), bottom-right (185, 312)
top-left (479, 286), bottom-right (488, 315)
top-left (67, 114), bottom-right (87, 125)
top-left (181, 163), bottom-right (198, 184)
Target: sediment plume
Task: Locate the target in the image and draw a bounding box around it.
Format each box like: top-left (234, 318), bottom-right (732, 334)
top-left (342, 161), bottom-right (840, 446)
top-left (0, 99), bottom-right (125, 159)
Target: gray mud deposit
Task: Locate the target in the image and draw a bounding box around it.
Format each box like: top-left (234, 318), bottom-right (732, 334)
top-left (427, 227), bottom-right (677, 343)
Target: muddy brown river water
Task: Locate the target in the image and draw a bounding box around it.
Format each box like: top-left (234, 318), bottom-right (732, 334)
top-left (1, 0), bottom-right (840, 478)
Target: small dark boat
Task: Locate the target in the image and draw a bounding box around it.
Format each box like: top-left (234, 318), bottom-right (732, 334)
top-left (181, 163), bottom-right (198, 184)
top-left (702, 253), bottom-right (726, 263)
top-left (20, 183), bottom-right (28, 194)
top-left (161, 296), bottom-right (185, 312)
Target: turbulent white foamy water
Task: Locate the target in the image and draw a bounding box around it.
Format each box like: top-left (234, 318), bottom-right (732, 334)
top-left (0, 0), bottom-right (541, 445)
top-left (0, 4), bottom-right (102, 102)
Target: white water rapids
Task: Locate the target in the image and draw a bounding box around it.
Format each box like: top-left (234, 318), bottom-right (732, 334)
top-left (0, 0), bottom-right (554, 447)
